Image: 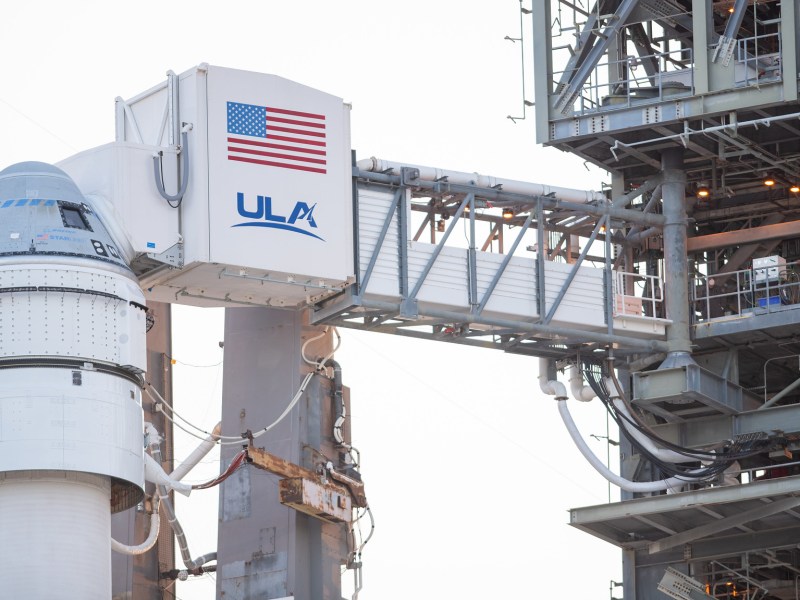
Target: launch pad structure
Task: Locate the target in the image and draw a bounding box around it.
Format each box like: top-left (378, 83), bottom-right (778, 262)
top-left (4, 1), bottom-right (800, 599)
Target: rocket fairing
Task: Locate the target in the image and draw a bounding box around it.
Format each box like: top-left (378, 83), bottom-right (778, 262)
top-left (0, 162), bottom-right (148, 598)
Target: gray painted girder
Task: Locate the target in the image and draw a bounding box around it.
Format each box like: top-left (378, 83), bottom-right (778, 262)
top-left (216, 309), bottom-right (348, 600)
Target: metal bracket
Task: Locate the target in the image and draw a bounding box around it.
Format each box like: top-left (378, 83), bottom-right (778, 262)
top-left (400, 167), bottom-right (420, 186)
top-left (399, 298), bottom-right (419, 320)
top-left (146, 240), bottom-right (184, 268)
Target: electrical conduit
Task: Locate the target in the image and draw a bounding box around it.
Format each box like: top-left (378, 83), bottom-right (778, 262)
top-left (603, 377), bottom-right (703, 464)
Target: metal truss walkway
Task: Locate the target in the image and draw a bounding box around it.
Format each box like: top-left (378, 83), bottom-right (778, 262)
top-left (312, 162), bottom-right (670, 361)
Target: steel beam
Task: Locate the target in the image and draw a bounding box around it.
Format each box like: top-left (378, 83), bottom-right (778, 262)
top-left (687, 220), bottom-right (800, 252)
top-left (647, 496), bottom-right (800, 554)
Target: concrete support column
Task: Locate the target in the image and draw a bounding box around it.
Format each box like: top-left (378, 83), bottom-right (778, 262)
top-left (660, 149), bottom-right (693, 365)
top-left (216, 308), bottom-right (348, 600)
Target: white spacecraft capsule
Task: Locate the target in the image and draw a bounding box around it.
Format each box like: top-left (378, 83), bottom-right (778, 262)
top-left (0, 162), bottom-right (148, 598)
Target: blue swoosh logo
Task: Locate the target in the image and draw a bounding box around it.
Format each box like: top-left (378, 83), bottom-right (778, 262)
top-left (232, 221), bottom-right (325, 241)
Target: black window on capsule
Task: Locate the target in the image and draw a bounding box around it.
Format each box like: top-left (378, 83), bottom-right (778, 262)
top-left (57, 201), bottom-right (93, 231)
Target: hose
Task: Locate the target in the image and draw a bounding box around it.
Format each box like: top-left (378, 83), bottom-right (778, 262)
top-left (170, 422), bottom-right (221, 481)
top-left (153, 129), bottom-right (190, 206)
top-left (110, 500), bottom-right (160, 555)
top-left (557, 399), bottom-right (707, 492)
top-left (146, 423), bottom-right (216, 569)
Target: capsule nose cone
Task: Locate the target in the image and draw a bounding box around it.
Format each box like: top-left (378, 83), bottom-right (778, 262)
top-left (0, 161), bottom-right (85, 204)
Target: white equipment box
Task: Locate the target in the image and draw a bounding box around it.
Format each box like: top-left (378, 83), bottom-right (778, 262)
top-left (59, 64), bottom-right (354, 308)
top-left (752, 255), bottom-right (786, 283)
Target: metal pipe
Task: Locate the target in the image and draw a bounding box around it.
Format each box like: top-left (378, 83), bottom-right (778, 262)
top-left (611, 110), bottom-right (800, 153)
top-left (626, 226), bottom-right (660, 244)
top-left (762, 354), bottom-right (800, 403)
top-left (625, 184), bottom-right (663, 240)
top-left (356, 157), bottom-right (607, 204)
top-left (659, 148), bottom-right (693, 362)
top-left (760, 376), bottom-right (800, 410)
top-left (354, 169), bottom-right (664, 227)
top-left (628, 352), bottom-right (667, 372)
top-left (612, 176), bottom-right (662, 208)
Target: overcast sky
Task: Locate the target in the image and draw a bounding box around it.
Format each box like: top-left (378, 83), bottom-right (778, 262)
top-left (0, 2), bottom-right (622, 599)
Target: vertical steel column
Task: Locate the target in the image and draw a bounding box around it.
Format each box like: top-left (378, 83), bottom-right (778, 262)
top-left (216, 308), bottom-right (348, 600)
top-left (468, 194), bottom-right (478, 308)
top-left (397, 188), bottom-right (409, 299)
top-left (660, 148), bottom-right (693, 365)
top-left (536, 198), bottom-right (547, 317)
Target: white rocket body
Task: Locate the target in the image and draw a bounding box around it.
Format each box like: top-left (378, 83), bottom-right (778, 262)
top-left (0, 162), bottom-right (147, 598)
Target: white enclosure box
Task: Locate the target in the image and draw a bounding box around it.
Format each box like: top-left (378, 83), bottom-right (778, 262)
top-left (61, 64), bottom-right (355, 308)
top-left (753, 255), bottom-right (786, 283)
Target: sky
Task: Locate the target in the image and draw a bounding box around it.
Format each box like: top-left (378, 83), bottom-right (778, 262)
top-left (0, 2), bottom-right (623, 599)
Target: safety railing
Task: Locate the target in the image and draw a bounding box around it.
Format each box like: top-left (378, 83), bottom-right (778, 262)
top-left (693, 260), bottom-right (800, 323)
top-left (552, 47), bottom-right (694, 116)
top-left (736, 29), bottom-right (782, 88)
top-left (613, 270), bottom-right (664, 319)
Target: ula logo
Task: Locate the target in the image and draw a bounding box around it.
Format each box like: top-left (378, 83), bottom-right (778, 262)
top-left (232, 193), bottom-right (324, 241)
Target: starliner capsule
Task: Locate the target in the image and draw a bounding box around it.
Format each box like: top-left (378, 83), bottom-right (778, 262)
top-left (0, 162), bottom-right (148, 598)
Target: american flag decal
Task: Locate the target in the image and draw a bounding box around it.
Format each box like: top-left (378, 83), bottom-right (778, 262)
top-left (227, 101), bottom-right (327, 174)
